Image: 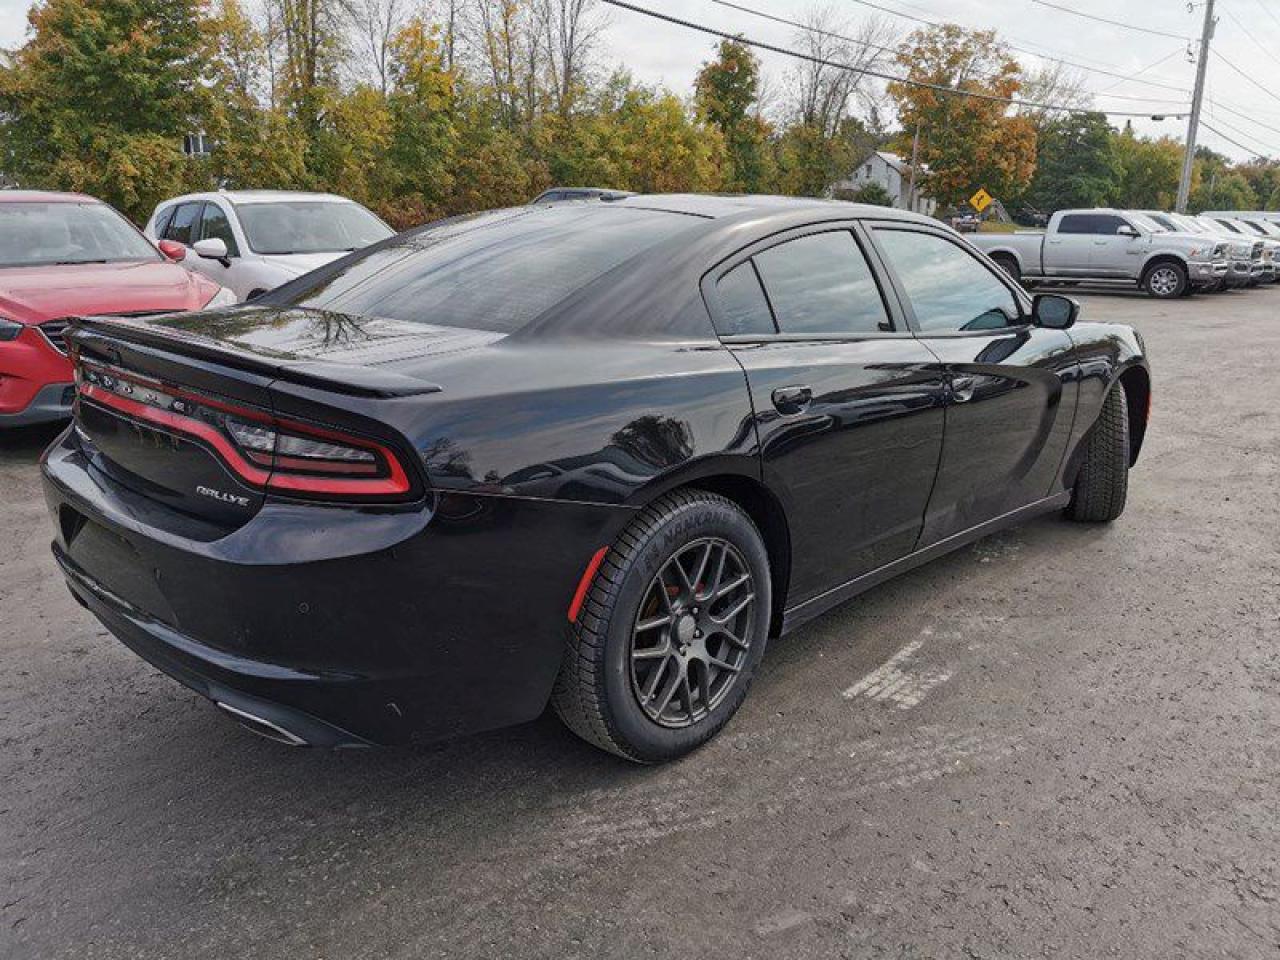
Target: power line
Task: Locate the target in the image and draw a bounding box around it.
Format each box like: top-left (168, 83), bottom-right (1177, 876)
top-left (1027, 0), bottom-right (1193, 41)
top-left (715, 0), bottom-right (1191, 101)
top-left (1200, 118), bottom-right (1275, 156)
top-left (1254, 0), bottom-right (1280, 32)
top-left (709, 0), bottom-right (900, 57)
top-left (845, 0), bottom-right (1192, 92)
top-left (1204, 106), bottom-right (1280, 154)
top-left (1219, 3), bottom-right (1280, 67)
top-left (1096, 48), bottom-right (1189, 94)
top-left (600, 0), bottom-right (1184, 117)
top-left (1210, 48), bottom-right (1280, 107)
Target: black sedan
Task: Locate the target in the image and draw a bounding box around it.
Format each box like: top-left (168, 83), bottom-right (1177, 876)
top-left (42, 195), bottom-right (1151, 762)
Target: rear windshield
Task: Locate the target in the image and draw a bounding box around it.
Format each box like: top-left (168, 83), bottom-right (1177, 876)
top-left (235, 200), bottom-right (393, 255)
top-left (275, 205), bottom-right (698, 334)
top-left (0, 201), bottom-right (161, 267)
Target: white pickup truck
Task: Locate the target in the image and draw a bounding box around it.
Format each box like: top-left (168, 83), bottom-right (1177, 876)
top-left (971, 208), bottom-right (1230, 299)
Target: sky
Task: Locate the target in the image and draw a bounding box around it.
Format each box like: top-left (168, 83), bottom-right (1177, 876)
top-left (2, 0), bottom-right (1279, 163)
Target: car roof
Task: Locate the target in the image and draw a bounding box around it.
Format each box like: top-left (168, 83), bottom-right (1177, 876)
top-left (0, 190), bottom-right (100, 204)
top-left (158, 190), bottom-right (356, 206)
top-left (609, 192), bottom-right (937, 225)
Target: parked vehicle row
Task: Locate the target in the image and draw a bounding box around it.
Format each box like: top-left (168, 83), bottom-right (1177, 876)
top-left (0, 189), bottom-right (393, 427)
top-left (40, 194), bottom-right (1151, 760)
top-left (971, 207), bottom-right (1280, 299)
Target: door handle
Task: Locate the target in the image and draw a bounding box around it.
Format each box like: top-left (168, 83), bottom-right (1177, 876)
top-left (771, 385), bottom-right (813, 414)
top-left (950, 376), bottom-right (977, 403)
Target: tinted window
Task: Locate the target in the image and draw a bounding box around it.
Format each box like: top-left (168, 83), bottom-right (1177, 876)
top-left (279, 206), bottom-right (698, 334)
top-left (1149, 214), bottom-right (1177, 231)
top-left (1214, 219), bottom-right (1242, 234)
top-left (153, 205), bottom-right (176, 237)
top-left (198, 203), bottom-right (239, 256)
top-left (1091, 215), bottom-right (1129, 235)
top-left (165, 202), bottom-right (203, 245)
top-left (1058, 214), bottom-right (1093, 235)
top-left (875, 229), bottom-right (1019, 332)
top-left (0, 201), bottom-right (162, 268)
top-left (235, 200), bottom-right (392, 254)
top-left (752, 231), bottom-right (889, 335)
top-left (715, 262), bottom-right (775, 335)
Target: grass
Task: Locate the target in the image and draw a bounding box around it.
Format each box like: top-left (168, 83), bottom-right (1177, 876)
top-left (976, 220), bottom-right (1021, 233)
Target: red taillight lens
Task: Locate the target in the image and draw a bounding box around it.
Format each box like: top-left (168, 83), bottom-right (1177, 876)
top-left (77, 359), bottom-right (414, 500)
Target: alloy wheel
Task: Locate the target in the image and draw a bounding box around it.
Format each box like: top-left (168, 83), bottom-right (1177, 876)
top-left (1149, 267), bottom-right (1180, 297)
top-left (629, 537), bottom-right (756, 729)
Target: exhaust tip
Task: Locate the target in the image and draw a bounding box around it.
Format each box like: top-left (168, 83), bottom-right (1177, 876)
top-left (215, 701), bottom-right (309, 747)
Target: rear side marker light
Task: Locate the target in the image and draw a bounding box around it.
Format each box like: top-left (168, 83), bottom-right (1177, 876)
top-left (568, 546), bottom-right (610, 623)
top-left (76, 359), bottom-right (413, 500)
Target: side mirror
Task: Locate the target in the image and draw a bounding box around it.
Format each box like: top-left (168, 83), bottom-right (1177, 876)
top-left (1032, 293), bottom-right (1078, 330)
top-left (1116, 225), bottom-right (1140, 238)
top-left (157, 239), bottom-right (186, 261)
top-left (193, 238), bottom-right (229, 262)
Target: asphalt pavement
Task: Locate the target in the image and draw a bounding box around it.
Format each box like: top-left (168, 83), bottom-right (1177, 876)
top-left (2, 287), bottom-right (1278, 959)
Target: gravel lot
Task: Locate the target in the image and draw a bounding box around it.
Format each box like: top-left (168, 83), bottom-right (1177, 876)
top-left (3, 288), bottom-right (1278, 959)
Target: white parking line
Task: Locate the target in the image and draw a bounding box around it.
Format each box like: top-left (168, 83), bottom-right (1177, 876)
top-left (842, 637), bottom-right (952, 710)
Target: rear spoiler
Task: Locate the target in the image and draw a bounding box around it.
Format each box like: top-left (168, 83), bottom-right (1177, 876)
top-left (67, 315), bottom-right (444, 400)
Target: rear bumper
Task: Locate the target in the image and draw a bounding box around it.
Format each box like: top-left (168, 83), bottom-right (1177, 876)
top-left (41, 430), bottom-right (634, 746)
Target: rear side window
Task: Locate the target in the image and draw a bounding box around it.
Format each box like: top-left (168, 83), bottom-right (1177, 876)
top-left (1057, 214), bottom-right (1092, 234)
top-left (752, 231), bottom-right (889, 335)
top-left (715, 262), bottom-right (775, 335)
top-left (279, 206), bottom-right (697, 334)
top-left (874, 229), bottom-right (1019, 333)
top-left (165, 202), bottom-right (203, 245)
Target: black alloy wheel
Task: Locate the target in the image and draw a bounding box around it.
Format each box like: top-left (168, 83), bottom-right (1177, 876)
top-left (629, 537), bottom-right (755, 728)
top-left (552, 490), bottom-right (772, 762)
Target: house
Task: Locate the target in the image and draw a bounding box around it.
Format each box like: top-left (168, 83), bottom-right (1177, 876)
top-left (831, 150), bottom-right (937, 216)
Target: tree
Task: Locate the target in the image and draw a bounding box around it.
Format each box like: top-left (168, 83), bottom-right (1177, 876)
top-left (1021, 112), bottom-right (1117, 211)
top-left (694, 38), bottom-right (772, 192)
top-left (886, 24), bottom-right (1036, 208)
top-left (0, 0), bottom-right (213, 219)
top-left (1111, 127), bottom-right (1185, 209)
top-left (834, 181), bottom-right (893, 205)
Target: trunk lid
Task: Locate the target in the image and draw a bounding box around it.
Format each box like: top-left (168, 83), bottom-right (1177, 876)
top-left (68, 306), bottom-right (442, 527)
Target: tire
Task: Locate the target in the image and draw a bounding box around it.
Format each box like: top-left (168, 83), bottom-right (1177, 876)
top-left (1142, 261), bottom-right (1187, 299)
top-left (1066, 384), bottom-right (1130, 523)
top-left (991, 254), bottom-right (1021, 283)
top-left (552, 490), bottom-right (772, 762)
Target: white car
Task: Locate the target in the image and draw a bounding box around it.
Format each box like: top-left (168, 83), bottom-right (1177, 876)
top-left (143, 191), bottom-right (395, 301)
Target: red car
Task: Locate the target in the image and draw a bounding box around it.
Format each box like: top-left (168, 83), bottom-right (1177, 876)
top-left (0, 191), bottom-right (234, 426)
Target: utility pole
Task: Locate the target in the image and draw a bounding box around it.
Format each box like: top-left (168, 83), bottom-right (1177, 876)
top-left (1176, 0), bottom-right (1216, 213)
top-left (907, 122), bottom-right (921, 212)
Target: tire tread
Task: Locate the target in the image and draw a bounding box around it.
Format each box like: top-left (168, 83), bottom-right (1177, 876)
top-left (1068, 384), bottom-right (1130, 523)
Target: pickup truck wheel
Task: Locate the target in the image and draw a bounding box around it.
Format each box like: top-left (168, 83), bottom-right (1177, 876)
top-left (552, 490), bottom-right (772, 762)
top-left (1066, 384), bottom-right (1129, 523)
top-left (1142, 262), bottom-right (1187, 299)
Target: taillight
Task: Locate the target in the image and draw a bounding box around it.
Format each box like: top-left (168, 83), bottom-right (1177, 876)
top-left (76, 358), bottom-right (414, 500)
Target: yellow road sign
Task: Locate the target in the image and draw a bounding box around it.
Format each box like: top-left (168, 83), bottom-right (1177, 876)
top-left (969, 188), bottom-right (993, 213)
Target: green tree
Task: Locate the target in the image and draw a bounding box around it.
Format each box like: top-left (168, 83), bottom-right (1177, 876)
top-left (1021, 112), bottom-right (1117, 211)
top-left (834, 181), bottom-right (894, 206)
top-left (1111, 127), bottom-right (1185, 210)
top-left (693, 38), bottom-right (772, 192)
top-left (886, 24), bottom-right (1037, 208)
top-left (0, 0), bottom-right (213, 219)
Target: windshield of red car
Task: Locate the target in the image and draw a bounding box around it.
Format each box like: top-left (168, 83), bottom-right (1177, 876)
top-left (0, 201), bottom-right (162, 268)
